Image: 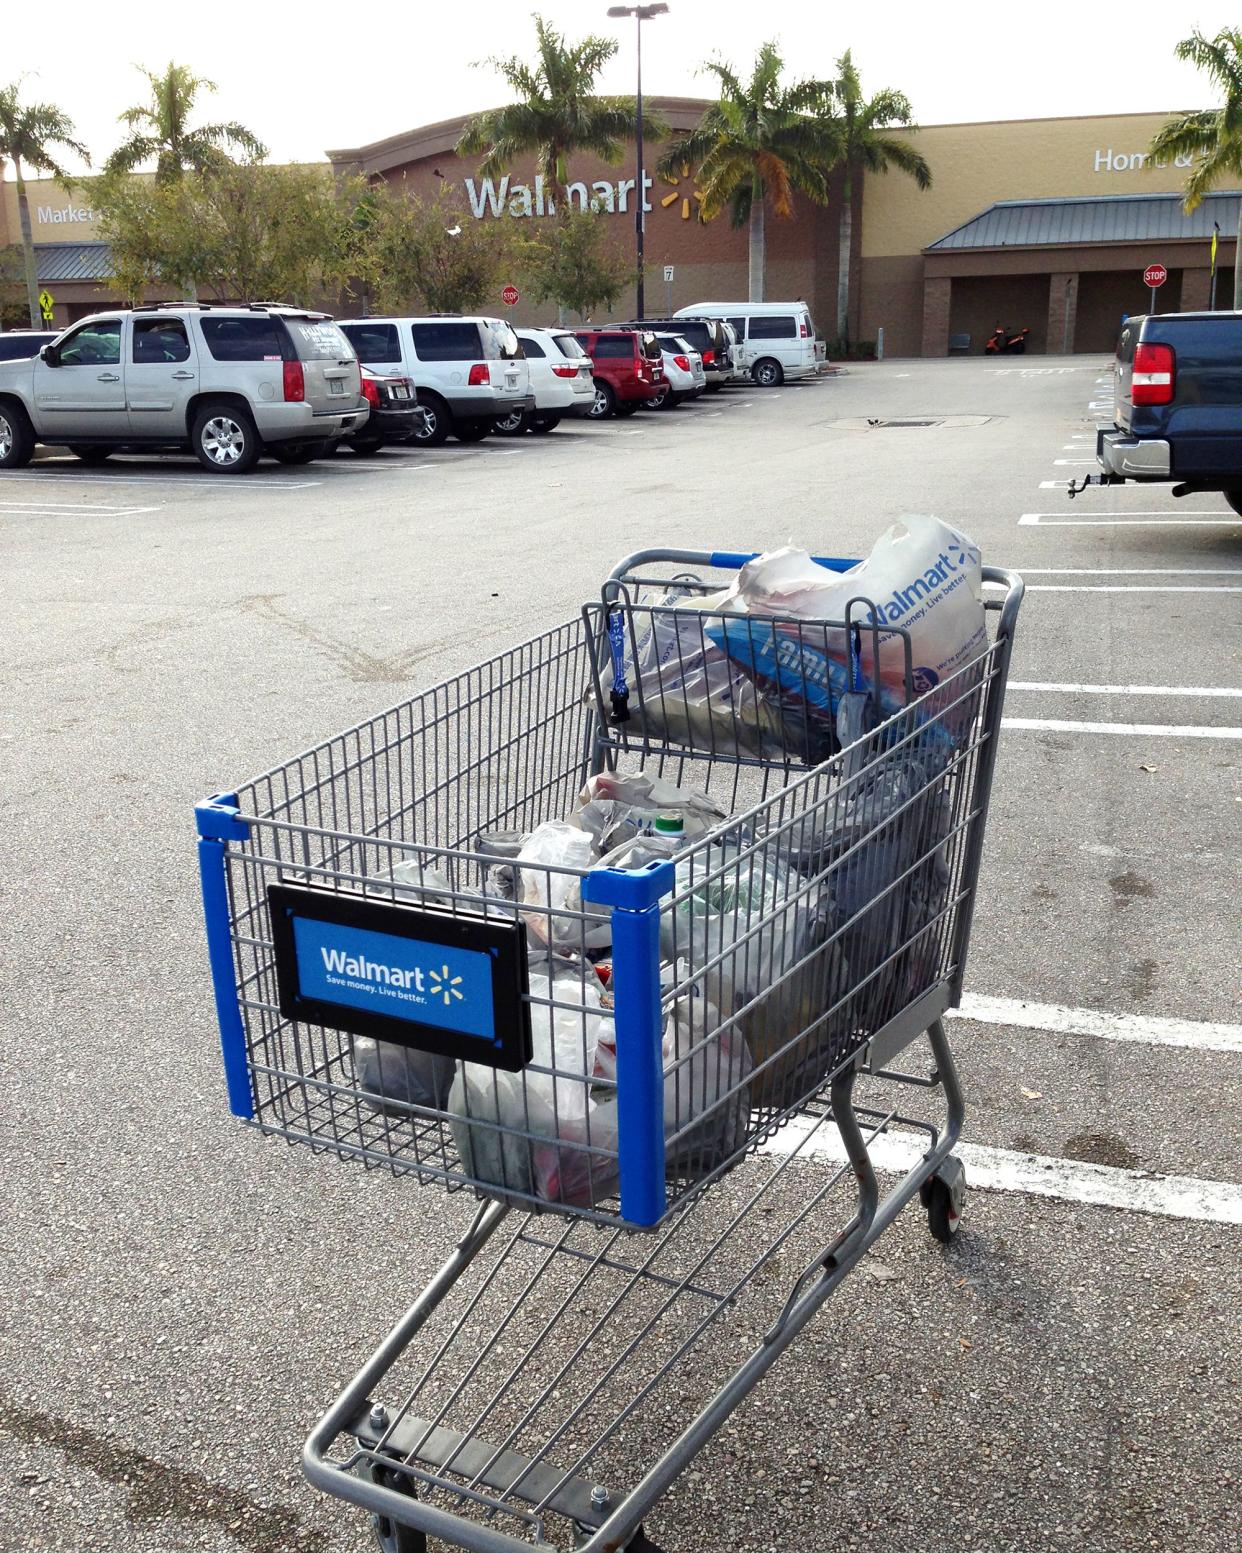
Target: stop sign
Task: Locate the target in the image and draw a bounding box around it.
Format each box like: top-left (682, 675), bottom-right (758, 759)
top-left (501, 284), bottom-right (519, 306)
top-left (1143, 263), bottom-right (1168, 288)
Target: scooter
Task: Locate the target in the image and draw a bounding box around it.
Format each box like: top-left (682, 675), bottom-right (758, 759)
top-left (984, 325), bottom-right (1031, 355)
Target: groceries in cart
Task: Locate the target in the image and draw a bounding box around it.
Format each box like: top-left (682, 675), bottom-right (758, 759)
top-left (611, 516), bottom-right (986, 762)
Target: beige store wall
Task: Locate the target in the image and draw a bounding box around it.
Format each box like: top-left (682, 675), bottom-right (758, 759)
top-left (861, 111), bottom-right (1195, 258)
top-left (1, 175), bottom-right (104, 246)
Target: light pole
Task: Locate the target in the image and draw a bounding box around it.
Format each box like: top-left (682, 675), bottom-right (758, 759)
top-left (607, 3), bottom-right (668, 320)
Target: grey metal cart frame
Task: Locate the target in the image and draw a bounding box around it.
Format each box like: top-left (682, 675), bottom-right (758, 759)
top-left (196, 548), bottom-right (1024, 1553)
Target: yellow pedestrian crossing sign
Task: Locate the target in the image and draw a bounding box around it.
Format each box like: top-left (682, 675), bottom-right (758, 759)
top-left (38, 289), bottom-right (54, 321)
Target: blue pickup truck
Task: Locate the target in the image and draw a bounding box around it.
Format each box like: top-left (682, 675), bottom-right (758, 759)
top-left (1086, 311), bottom-right (1242, 515)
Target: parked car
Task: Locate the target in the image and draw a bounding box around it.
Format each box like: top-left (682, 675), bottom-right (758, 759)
top-left (1091, 310), bottom-right (1242, 514)
top-left (675, 301), bottom-right (821, 385)
top-left (0, 305), bottom-right (366, 472)
top-left (625, 315), bottom-right (735, 391)
top-left (0, 330), bottom-right (59, 362)
top-left (574, 328), bottom-right (666, 418)
top-left (645, 333), bottom-right (706, 408)
top-left (337, 316), bottom-right (533, 446)
top-left (343, 365), bottom-right (426, 453)
top-left (493, 328), bottom-right (594, 434)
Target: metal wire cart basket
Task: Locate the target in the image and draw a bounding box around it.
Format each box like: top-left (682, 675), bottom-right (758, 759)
top-left (195, 547), bottom-right (1024, 1553)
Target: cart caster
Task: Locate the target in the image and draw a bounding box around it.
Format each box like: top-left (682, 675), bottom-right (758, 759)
top-left (920, 1155), bottom-right (966, 1244)
top-left (366, 1460), bottom-right (426, 1553)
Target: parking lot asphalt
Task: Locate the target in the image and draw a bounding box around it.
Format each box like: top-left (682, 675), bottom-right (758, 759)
top-left (2, 359), bottom-right (1239, 1553)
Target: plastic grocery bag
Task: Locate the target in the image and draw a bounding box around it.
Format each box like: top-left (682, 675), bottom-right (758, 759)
top-left (662, 843), bottom-right (848, 1110)
top-left (354, 1036), bottom-right (457, 1114)
top-left (516, 821), bottom-right (609, 953)
top-left (703, 518), bottom-right (987, 754)
top-left (574, 769), bottom-right (728, 854)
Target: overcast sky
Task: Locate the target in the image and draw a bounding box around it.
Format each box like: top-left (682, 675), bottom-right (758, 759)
top-left (1, 0), bottom-right (1233, 175)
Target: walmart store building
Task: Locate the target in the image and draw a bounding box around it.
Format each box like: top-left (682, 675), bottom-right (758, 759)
top-left (4, 106), bottom-right (1234, 355)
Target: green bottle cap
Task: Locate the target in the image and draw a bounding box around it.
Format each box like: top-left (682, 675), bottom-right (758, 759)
top-left (654, 813), bottom-right (685, 835)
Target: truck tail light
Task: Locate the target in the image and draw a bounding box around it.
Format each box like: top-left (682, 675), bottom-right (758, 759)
top-left (551, 364), bottom-right (578, 378)
top-left (361, 376), bottom-right (380, 408)
top-left (799, 322), bottom-right (809, 337)
top-left (702, 349), bottom-right (715, 365)
top-left (673, 354), bottom-right (690, 372)
top-left (282, 361), bottom-right (305, 402)
top-left (1131, 342), bottom-right (1175, 405)
top-left (468, 363), bottom-right (490, 386)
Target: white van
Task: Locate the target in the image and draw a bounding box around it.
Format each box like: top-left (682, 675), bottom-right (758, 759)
top-left (674, 302), bottom-right (820, 386)
top-left (337, 315), bottom-right (534, 445)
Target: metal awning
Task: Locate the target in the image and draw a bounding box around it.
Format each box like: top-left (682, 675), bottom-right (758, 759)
top-left (33, 241), bottom-right (111, 282)
top-left (926, 191), bottom-right (1240, 252)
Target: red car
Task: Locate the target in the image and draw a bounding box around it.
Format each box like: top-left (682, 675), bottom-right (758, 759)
top-left (574, 328), bottom-right (666, 419)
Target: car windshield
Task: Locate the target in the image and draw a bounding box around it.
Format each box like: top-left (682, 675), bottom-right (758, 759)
top-left (287, 318), bottom-right (354, 361)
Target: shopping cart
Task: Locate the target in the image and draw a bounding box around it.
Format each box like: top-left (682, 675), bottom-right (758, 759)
top-left (195, 547), bottom-right (1023, 1553)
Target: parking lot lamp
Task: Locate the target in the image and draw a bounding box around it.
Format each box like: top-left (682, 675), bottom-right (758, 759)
top-left (607, 3), bottom-right (669, 319)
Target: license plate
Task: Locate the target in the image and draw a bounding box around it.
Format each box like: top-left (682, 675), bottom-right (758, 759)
top-left (328, 378), bottom-right (346, 396)
top-left (391, 384), bottom-right (410, 399)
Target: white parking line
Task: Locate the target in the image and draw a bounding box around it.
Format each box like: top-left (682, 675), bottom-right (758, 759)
top-left (1002, 717), bottom-right (1242, 739)
top-left (7, 472), bottom-right (323, 490)
top-left (0, 499), bottom-right (163, 516)
top-left (1008, 681), bottom-right (1242, 697)
top-left (1026, 584), bottom-right (1242, 593)
top-left (950, 994), bottom-right (1242, 1054)
top-left (763, 1125), bottom-right (1242, 1225)
top-left (1053, 458), bottom-right (1097, 465)
top-left (1018, 567), bottom-right (1242, 575)
top-left (1020, 511), bottom-right (1236, 527)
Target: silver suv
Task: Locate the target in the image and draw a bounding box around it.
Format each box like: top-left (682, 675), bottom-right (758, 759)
top-left (0, 304), bottom-right (368, 473)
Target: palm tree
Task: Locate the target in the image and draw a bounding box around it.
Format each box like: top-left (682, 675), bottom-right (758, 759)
top-left (1150, 28), bottom-right (1242, 309)
top-left (457, 14), bottom-right (648, 212)
top-left (0, 82), bottom-right (90, 329)
top-left (105, 62), bottom-right (266, 182)
top-left (658, 43), bottom-right (839, 303)
top-left (831, 50), bottom-right (930, 346)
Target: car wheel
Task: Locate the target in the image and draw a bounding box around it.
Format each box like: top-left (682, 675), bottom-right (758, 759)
top-left (67, 444), bottom-right (116, 464)
top-left (0, 401), bottom-right (36, 469)
top-left (752, 358), bottom-right (784, 388)
top-left (644, 383), bottom-right (670, 410)
top-left (270, 441), bottom-right (330, 465)
top-left (588, 382), bottom-right (615, 419)
top-left (453, 419), bottom-right (491, 443)
top-left (192, 402), bottom-right (261, 473)
top-left (614, 400), bottom-right (640, 417)
top-left (492, 410), bottom-right (529, 436)
top-left (529, 414), bottom-right (561, 434)
top-left (412, 394), bottom-right (451, 447)
top-left (659, 390), bottom-right (683, 410)
top-left (347, 437), bottom-right (385, 455)
top-left (1226, 491), bottom-right (1242, 516)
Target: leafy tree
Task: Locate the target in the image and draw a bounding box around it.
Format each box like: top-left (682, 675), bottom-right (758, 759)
top-left (658, 43), bottom-right (839, 302)
top-left (457, 14), bottom-right (657, 210)
top-left (517, 201), bottom-right (631, 320)
top-left (830, 50), bottom-right (930, 345)
top-left (357, 182), bottom-right (521, 314)
top-left (105, 62), bottom-right (266, 181)
top-left (1150, 28), bottom-right (1242, 308)
top-left (0, 243), bottom-right (27, 328)
top-left (91, 163), bottom-right (363, 307)
top-left (0, 82), bottom-right (90, 327)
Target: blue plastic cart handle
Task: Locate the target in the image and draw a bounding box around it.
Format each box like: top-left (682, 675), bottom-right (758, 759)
top-left (709, 550), bottom-right (859, 574)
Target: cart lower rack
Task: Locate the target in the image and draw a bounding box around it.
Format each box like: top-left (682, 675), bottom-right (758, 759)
top-left (195, 547), bottom-right (1023, 1553)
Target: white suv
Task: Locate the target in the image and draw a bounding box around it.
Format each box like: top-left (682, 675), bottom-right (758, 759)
top-left (337, 315), bottom-right (534, 446)
top-left (492, 327), bottom-right (594, 435)
top-left (0, 305), bottom-right (368, 472)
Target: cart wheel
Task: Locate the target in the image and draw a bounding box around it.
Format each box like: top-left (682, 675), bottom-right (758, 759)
top-left (922, 1156), bottom-right (966, 1244)
top-left (368, 1462), bottom-right (426, 1553)
top-left (573, 1521), bottom-right (665, 1551)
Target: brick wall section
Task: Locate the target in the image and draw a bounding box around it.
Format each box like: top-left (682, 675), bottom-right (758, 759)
top-left (1047, 272), bottom-right (1080, 353)
top-left (920, 277), bottom-right (952, 356)
top-left (1179, 266), bottom-right (1211, 311)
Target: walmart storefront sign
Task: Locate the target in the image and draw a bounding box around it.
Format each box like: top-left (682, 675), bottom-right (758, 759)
top-left (36, 203), bottom-right (99, 226)
top-left (1093, 148), bottom-right (1193, 174)
top-left (465, 173), bottom-right (655, 218)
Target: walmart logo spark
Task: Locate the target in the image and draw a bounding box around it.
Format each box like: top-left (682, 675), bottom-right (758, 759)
top-left (428, 964), bottom-right (465, 1006)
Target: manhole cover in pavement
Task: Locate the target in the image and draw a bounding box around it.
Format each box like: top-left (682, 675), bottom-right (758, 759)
top-left (827, 414), bottom-right (994, 431)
